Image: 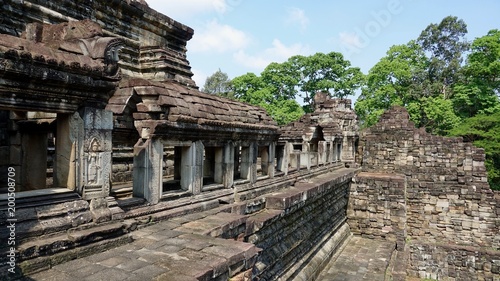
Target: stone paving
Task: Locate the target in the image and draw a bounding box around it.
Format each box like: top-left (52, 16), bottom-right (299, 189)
top-left (317, 236), bottom-right (395, 281)
top-left (21, 213), bottom-right (259, 281)
top-left (23, 231), bottom-right (395, 281)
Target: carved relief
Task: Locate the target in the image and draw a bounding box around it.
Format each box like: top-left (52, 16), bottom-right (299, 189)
top-left (22, 19), bottom-right (123, 79)
top-left (85, 138), bottom-right (103, 186)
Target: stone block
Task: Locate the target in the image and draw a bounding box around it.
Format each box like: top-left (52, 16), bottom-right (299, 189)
top-left (89, 198), bottom-right (112, 223)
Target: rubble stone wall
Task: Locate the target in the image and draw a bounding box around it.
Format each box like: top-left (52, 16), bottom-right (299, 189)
top-left (349, 106), bottom-right (500, 280)
top-left (408, 242), bottom-right (500, 280)
top-left (348, 172), bottom-right (407, 249)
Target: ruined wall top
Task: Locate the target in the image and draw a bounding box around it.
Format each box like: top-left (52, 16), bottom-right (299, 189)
top-left (280, 92), bottom-right (358, 142)
top-left (360, 105), bottom-right (492, 192)
top-left (1, 0), bottom-right (196, 86)
top-left (313, 92), bottom-right (353, 112)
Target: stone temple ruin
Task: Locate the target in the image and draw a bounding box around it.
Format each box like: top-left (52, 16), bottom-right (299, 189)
top-left (0, 1), bottom-right (498, 281)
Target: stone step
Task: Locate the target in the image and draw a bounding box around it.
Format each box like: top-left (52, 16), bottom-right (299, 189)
top-left (1, 221), bottom-right (136, 278)
top-left (173, 212), bottom-right (248, 239)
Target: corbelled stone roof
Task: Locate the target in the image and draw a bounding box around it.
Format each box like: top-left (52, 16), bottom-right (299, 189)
top-left (107, 78), bottom-right (279, 141)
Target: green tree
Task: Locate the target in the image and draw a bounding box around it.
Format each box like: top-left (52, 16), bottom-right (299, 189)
top-left (453, 29), bottom-right (500, 118)
top-left (356, 16), bottom-right (470, 135)
top-left (232, 52), bottom-right (362, 124)
top-left (449, 112), bottom-right (500, 190)
top-left (232, 73), bottom-right (304, 125)
top-left (417, 16), bottom-right (469, 99)
top-left (202, 69), bottom-right (233, 98)
top-left (261, 61), bottom-right (301, 100)
top-left (291, 52), bottom-right (364, 108)
top-left (355, 41), bottom-right (429, 128)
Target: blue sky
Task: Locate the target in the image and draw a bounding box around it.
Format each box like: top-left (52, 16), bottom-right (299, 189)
top-left (147, 0), bottom-right (500, 100)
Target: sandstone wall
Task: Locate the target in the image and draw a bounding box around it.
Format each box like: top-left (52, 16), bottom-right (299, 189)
top-left (349, 106), bottom-right (500, 280)
top-left (246, 169), bottom-right (355, 280)
top-left (348, 172), bottom-right (407, 249)
top-left (1, 0), bottom-right (195, 85)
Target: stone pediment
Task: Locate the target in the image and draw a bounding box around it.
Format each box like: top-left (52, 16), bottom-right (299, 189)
top-left (0, 20), bottom-right (123, 112)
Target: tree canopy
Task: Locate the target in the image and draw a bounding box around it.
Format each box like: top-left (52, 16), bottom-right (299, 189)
top-left (231, 51), bottom-right (363, 119)
top-left (201, 17), bottom-right (500, 190)
top-left (202, 69), bottom-right (233, 98)
top-left (355, 16), bottom-right (500, 189)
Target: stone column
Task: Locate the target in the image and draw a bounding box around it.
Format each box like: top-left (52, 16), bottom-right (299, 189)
top-left (328, 140), bottom-right (335, 163)
top-left (301, 142), bottom-right (311, 170)
top-left (194, 141), bottom-right (204, 193)
top-left (318, 141), bottom-right (327, 165)
top-left (80, 108), bottom-right (113, 200)
top-left (259, 145), bottom-right (269, 176)
top-left (267, 142), bottom-right (276, 178)
top-left (341, 136), bottom-right (354, 163)
top-left (240, 143), bottom-right (257, 183)
top-left (287, 142), bottom-right (297, 172)
top-left (54, 112), bottom-right (83, 190)
top-left (214, 147), bottom-right (223, 184)
top-left (182, 141), bottom-right (203, 194)
top-left (222, 142), bottom-right (234, 188)
top-left (133, 138), bottom-right (163, 204)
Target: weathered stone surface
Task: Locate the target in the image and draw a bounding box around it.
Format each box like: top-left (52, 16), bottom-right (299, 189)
top-left (247, 168), bottom-right (357, 280)
top-left (350, 106), bottom-right (500, 280)
top-left (317, 236), bottom-right (395, 281)
top-left (107, 78), bottom-right (279, 141)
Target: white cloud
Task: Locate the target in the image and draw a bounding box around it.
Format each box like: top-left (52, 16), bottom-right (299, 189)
top-left (338, 32), bottom-right (364, 49)
top-left (285, 7), bottom-right (309, 31)
top-left (190, 68), bottom-right (207, 89)
top-left (189, 20), bottom-right (250, 53)
top-left (146, 0), bottom-right (228, 20)
top-left (233, 39), bottom-right (311, 70)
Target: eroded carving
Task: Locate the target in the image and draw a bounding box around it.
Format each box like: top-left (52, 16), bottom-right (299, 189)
top-left (86, 138), bottom-right (103, 186)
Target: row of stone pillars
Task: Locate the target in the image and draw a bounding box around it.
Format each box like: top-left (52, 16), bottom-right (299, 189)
top-left (276, 140), bottom-right (344, 175)
top-left (133, 139), bottom-right (276, 204)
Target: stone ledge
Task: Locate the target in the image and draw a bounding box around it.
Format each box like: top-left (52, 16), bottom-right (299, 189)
top-left (266, 168), bottom-right (357, 210)
top-left (356, 172), bottom-right (406, 181)
top-left (12, 221), bottom-right (135, 264)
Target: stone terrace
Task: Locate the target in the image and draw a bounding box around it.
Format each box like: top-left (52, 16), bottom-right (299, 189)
top-left (18, 168), bottom-right (360, 281)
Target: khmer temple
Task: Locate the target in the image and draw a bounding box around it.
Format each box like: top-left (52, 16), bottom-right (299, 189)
top-left (0, 1), bottom-right (498, 281)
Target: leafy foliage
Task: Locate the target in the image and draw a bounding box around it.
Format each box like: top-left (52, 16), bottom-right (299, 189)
top-left (417, 16), bottom-right (469, 99)
top-left (355, 41), bottom-right (428, 128)
top-left (232, 73), bottom-right (304, 125)
top-left (449, 112), bottom-right (500, 190)
top-left (232, 52), bottom-right (363, 123)
top-left (453, 29), bottom-right (500, 118)
top-left (202, 69), bottom-right (233, 98)
top-left (355, 16), bottom-right (500, 190)
top-left (289, 52), bottom-right (364, 107)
